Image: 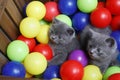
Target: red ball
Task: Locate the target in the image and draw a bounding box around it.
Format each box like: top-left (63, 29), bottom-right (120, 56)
top-left (97, 2), bottom-right (105, 8)
top-left (60, 60), bottom-right (84, 80)
top-left (106, 0), bottom-right (120, 15)
top-left (111, 15), bottom-right (120, 31)
top-left (44, 1), bottom-right (60, 22)
top-left (17, 35), bottom-right (36, 52)
top-left (90, 7), bottom-right (112, 28)
top-left (108, 73), bottom-right (120, 80)
top-left (33, 44), bottom-right (53, 61)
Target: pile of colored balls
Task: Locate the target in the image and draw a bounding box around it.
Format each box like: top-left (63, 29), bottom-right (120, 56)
top-left (2, 0), bottom-right (120, 80)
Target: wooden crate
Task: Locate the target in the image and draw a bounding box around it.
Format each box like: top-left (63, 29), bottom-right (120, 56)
top-left (0, 0), bottom-right (55, 79)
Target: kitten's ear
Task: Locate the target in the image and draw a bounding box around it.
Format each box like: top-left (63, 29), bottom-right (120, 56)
top-left (88, 28), bottom-right (98, 38)
top-left (67, 28), bottom-right (75, 36)
top-left (105, 38), bottom-right (116, 47)
top-left (52, 18), bottom-right (61, 24)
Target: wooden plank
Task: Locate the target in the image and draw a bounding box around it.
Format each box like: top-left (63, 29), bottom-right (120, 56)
top-left (0, 76), bottom-right (43, 80)
top-left (40, 0), bottom-right (50, 3)
top-left (0, 0), bottom-right (8, 20)
top-left (0, 11), bottom-right (20, 40)
top-left (0, 51), bottom-right (9, 74)
top-left (24, 0), bottom-right (31, 3)
top-left (6, 0), bottom-right (23, 26)
top-left (0, 28), bottom-right (10, 54)
top-left (14, 0), bottom-right (26, 13)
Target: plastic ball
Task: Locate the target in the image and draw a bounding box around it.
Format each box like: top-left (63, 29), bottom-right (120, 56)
top-left (68, 50), bottom-right (88, 67)
top-left (82, 65), bottom-right (102, 80)
top-left (60, 60), bottom-right (84, 80)
top-left (97, 1), bottom-right (105, 8)
top-left (110, 31), bottom-right (120, 51)
top-left (77, 0), bottom-right (98, 13)
top-left (108, 73), bottom-right (120, 80)
top-left (7, 40), bottom-right (29, 62)
top-left (33, 44), bottom-right (53, 61)
top-left (110, 16), bottom-right (120, 31)
top-left (103, 66), bottom-right (120, 80)
top-left (106, 0), bottom-right (120, 15)
top-left (52, 78), bottom-right (61, 80)
top-left (2, 61), bottom-right (26, 78)
top-left (72, 12), bottom-right (90, 31)
top-left (24, 52), bottom-right (47, 75)
top-left (44, 2), bottom-right (60, 22)
top-left (26, 1), bottom-right (46, 20)
top-left (56, 14), bottom-right (72, 27)
top-left (43, 65), bottom-right (60, 79)
top-left (36, 25), bottom-right (50, 44)
top-left (25, 72), bottom-right (33, 78)
top-left (39, 19), bottom-right (49, 25)
top-left (20, 17), bottom-right (41, 38)
top-left (17, 35), bottom-right (36, 52)
top-left (22, 3), bottom-right (28, 17)
top-left (117, 53), bottom-right (120, 62)
top-left (90, 7), bottom-right (112, 28)
top-left (58, 0), bottom-right (77, 15)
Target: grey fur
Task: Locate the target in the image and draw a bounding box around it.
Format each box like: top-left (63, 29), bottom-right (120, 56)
top-left (79, 25), bottom-right (112, 50)
top-left (48, 18), bottom-right (80, 66)
top-left (79, 25), bottom-right (119, 73)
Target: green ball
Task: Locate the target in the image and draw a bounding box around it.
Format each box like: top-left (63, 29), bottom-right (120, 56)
top-left (77, 0), bottom-right (98, 13)
top-left (103, 66), bottom-right (120, 80)
top-left (56, 14), bottom-right (72, 27)
top-left (39, 19), bottom-right (48, 25)
top-left (7, 40), bottom-right (29, 62)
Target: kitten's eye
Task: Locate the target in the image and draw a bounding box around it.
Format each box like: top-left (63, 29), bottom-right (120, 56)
top-left (59, 36), bottom-right (61, 39)
top-left (89, 45), bottom-right (92, 48)
top-left (50, 30), bottom-right (54, 34)
top-left (97, 48), bottom-right (101, 52)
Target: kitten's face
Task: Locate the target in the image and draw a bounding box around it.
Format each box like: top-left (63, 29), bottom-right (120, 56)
top-left (49, 19), bottom-right (75, 44)
top-left (87, 39), bottom-right (110, 60)
top-left (87, 30), bottom-right (116, 60)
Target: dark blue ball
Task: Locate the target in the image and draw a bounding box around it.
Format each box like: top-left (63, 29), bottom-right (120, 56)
top-left (22, 3), bottom-right (28, 17)
top-left (43, 65), bottom-right (60, 79)
top-left (72, 12), bottom-right (90, 31)
top-left (110, 30), bottom-right (120, 51)
top-left (117, 53), bottom-right (120, 62)
top-left (58, 0), bottom-right (77, 15)
top-left (2, 61), bottom-right (26, 78)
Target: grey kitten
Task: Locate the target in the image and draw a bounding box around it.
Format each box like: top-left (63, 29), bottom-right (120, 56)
top-left (48, 18), bottom-right (80, 66)
top-left (79, 25), bottom-right (112, 50)
top-left (80, 25), bottom-right (119, 73)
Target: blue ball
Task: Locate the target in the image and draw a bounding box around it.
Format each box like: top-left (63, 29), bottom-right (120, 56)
top-left (2, 61), bottom-right (26, 78)
top-left (72, 12), bottom-right (90, 31)
top-left (22, 3), bottom-right (28, 17)
top-left (110, 30), bottom-right (120, 51)
top-left (43, 65), bottom-right (60, 79)
top-left (117, 53), bottom-right (120, 62)
top-left (58, 0), bottom-right (77, 15)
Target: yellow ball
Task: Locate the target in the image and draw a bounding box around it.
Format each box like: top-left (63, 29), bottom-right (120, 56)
top-left (26, 1), bottom-right (46, 20)
top-left (36, 25), bottom-right (50, 44)
top-left (25, 72), bottom-right (33, 78)
top-left (82, 65), bottom-right (102, 80)
top-left (52, 78), bottom-right (61, 80)
top-left (21, 62), bottom-right (33, 78)
top-left (20, 17), bottom-right (41, 38)
top-left (24, 52), bottom-right (47, 75)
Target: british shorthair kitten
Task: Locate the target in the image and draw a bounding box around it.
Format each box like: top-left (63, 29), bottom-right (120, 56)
top-left (48, 18), bottom-right (80, 66)
top-left (80, 25), bottom-right (119, 73)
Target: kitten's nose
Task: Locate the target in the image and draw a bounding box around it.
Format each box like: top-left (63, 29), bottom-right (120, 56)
top-left (89, 51), bottom-right (93, 54)
top-left (90, 49), bottom-right (97, 54)
top-left (51, 36), bottom-right (56, 40)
